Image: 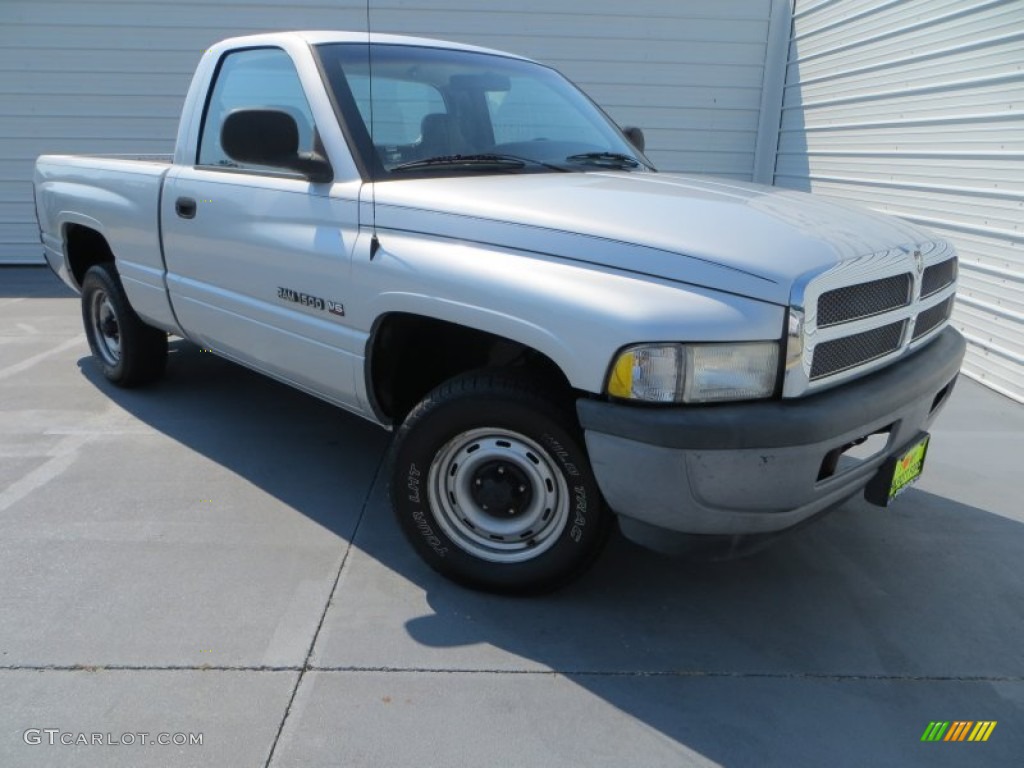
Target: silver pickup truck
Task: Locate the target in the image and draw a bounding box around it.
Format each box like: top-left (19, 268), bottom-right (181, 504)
top-left (34, 31), bottom-right (965, 593)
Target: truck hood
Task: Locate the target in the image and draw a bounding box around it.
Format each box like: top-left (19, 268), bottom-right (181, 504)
top-left (370, 172), bottom-right (934, 305)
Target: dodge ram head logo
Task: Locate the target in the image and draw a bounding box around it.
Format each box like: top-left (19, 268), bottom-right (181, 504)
top-left (913, 249), bottom-right (924, 276)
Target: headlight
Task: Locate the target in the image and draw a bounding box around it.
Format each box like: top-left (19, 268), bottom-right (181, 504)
top-left (607, 342), bottom-right (780, 403)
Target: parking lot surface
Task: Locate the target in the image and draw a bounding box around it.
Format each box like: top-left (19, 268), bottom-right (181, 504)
top-left (1, 266), bottom-right (1021, 767)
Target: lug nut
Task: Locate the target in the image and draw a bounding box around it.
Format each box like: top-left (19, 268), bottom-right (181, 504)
top-left (497, 467), bottom-right (505, 476)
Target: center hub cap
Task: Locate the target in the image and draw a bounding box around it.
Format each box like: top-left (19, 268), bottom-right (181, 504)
top-left (470, 460), bottom-right (533, 518)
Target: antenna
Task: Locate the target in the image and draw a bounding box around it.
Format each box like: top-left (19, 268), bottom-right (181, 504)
top-left (366, 0), bottom-right (380, 259)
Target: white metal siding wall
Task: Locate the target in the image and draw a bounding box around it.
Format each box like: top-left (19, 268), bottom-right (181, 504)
top-left (775, 0), bottom-right (1024, 402)
top-left (0, 0), bottom-right (775, 265)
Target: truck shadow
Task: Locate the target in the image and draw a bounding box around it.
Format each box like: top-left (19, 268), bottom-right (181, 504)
top-left (78, 340), bottom-right (390, 538)
top-left (386, 488), bottom-right (1024, 765)
top-left (78, 343), bottom-right (1024, 767)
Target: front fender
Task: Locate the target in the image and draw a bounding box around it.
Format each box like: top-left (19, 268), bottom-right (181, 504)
top-left (354, 230), bottom-right (786, 394)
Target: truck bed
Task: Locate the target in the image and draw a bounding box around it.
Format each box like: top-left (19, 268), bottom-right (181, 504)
top-left (34, 153), bottom-right (178, 331)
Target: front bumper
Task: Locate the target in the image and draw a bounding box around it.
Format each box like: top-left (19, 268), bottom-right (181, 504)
top-left (577, 327), bottom-right (966, 545)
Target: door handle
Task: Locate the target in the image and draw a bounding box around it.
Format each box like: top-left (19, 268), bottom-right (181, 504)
top-left (175, 197), bottom-right (197, 219)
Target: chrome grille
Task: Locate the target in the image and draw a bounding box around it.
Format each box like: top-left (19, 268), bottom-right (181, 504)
top-left (817, 273), bottom-right (912, 327)
top-left (785, 241), bottom-right (959, 398)
top-left (912, 296), bottom-right (954, 341)
top-left (810, 321), bottom-right (906, 380)
top-left (921, 258), bottom-right (957, 298)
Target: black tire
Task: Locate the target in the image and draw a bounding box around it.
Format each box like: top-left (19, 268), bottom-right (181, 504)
top-left (389, 372), bottom-right (612, 594)
top-left (81, 263), bottom-right (167, 387)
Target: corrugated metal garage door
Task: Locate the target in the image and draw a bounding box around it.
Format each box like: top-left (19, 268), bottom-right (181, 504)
top-left (0, 0), bottom-right (777, 265)
top-left (775, 0), bottom-right (1024, 402)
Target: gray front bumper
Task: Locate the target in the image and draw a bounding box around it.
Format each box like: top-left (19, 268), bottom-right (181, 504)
top-left (577, 327), bottom-right (966, 540)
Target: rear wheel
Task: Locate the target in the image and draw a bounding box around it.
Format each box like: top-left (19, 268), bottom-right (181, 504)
top-left (81, 263), bottom-right (167, 386)
top-left (390, 372), bottom-right (611, 594)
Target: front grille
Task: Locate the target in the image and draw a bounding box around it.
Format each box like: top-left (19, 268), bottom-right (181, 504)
top-left (817, 273), bottom-right (912, 328)
top-left (912, 296), bottom-right (954, 340)
top-left (810, 321), bottom-right (906, 380)
top-left (921, 258), bottom-right (957, 298)
top-left (786, 241), bottom-right (959, 397)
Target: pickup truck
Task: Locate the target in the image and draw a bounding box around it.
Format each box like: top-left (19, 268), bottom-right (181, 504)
top-left (34, 31), bottom-right (966, 593)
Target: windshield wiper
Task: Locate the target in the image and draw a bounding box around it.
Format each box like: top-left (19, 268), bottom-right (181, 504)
top-left (565, 152), bottom-right (641, 169)
top-left (391, 153), bottom-right (565, 173)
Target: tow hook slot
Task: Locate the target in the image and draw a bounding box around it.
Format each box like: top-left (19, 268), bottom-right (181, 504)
top-left (817, 427), bottom-right (892, 481)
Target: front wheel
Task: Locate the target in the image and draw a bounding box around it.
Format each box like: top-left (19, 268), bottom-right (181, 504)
top-left (389, 373), bottom-right (611, 594)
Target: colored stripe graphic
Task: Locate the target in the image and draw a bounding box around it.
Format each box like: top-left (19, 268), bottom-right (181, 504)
top-left (969, 722), bottom-right (997, 742)
top-left (921, 722), bottom-right (949, 741)
top-left (945, 721), bottom-right (971, 741)
top-left (922, 721), bottom-right (996, 742)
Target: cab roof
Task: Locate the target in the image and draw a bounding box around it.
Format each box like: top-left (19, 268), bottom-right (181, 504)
top-left (208, 30), bottom-right (530, 62)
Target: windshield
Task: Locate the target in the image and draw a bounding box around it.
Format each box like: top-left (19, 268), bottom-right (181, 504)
top-left (315, 43), bottom-right (654, 178)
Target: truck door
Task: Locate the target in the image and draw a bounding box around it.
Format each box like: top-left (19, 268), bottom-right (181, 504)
top-left (161, 46), bottom-right (363, 411)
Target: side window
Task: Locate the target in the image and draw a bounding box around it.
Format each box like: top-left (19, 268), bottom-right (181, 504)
top-left (198, 48), bottom-right (318, 171)
top-left (346, 75), bottom-right (446, 148)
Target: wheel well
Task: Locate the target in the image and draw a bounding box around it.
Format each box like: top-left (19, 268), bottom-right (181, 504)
top-left (64, 224), bottom-right (114, 288)
top-left (368, 314), bottom-right (573, 423)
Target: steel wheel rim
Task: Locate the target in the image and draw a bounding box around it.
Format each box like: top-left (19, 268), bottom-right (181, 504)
top-left (89, 289), bottom-right (121, 366)
top-left (427, 427), bottom-right (570, 563)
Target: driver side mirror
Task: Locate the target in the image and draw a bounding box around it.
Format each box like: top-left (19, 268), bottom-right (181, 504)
top-left (221, 109), bottom-right (333, 184)
top-left (623, 126), bottom-right (645, 153)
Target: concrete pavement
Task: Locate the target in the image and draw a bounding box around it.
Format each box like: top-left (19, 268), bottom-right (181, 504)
top-left (1, 266), bottom-right (1021, 767)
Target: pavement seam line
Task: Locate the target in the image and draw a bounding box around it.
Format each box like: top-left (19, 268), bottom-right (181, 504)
top-left (306, 668), bottom-right (1024, 683)
top-left (1, 666), bottom-right (1020, 683)
top-left (0, 665), bottom-right (300, 672)
top-left (261, 448), bottom-right (388, 768)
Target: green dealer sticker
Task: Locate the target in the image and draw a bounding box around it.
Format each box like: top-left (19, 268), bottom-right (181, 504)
top-left (889, 436), bottom-right (929, 499)
top-left (865, 433), bottom-right (930, 507)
